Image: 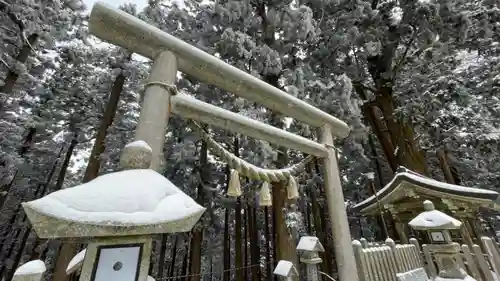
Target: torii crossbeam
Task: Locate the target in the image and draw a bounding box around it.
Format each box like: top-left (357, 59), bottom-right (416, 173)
top-left (88, 3), bottom-right (358, 281)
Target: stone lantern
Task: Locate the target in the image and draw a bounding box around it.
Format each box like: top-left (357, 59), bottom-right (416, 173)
top-left (297, 236), bottom-right (324, 281)
top-left (22, 163), bottom-right (205, 281)
top-left (409, 200), bottom-right (472, 281)
top-left (273, 260), bottom-right (299, 281)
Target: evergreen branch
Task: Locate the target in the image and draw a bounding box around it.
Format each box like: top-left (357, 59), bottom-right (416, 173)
top-left (0, 0), bottom-right (35, 53)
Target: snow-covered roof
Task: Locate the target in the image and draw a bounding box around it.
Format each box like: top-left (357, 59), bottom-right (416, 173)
top-left (23, 169), bottom-right (206, 238)
top-left (409, 200), bottom-right (462, 230)
top-left (353, 167), bottom-right (500, 214)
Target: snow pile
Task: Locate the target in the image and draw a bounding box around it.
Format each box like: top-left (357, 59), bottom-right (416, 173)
top-left (14, 260), bottom-right (46, 276)
top-left (409, 200), bottom-right (462, 230)
top-left (125, 140), bottom-right (152, 152)
top-left (23, 169), bottom-right (205, 226)
top-left (66, 249), bottom-right (86, 275)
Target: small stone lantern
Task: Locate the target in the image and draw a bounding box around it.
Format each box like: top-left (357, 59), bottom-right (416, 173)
top-left (409, 200), bottom-right (471, 281)
top-left (297, 236), bottom-right (324, 281)
top-left (273, 260), bottom-right (299, 281)
top-left (22, 167), bottom-right (205, 281)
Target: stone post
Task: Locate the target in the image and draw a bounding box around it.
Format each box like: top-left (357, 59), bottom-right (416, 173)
top-left (134, 51), bottom-right (177, 171)
top-left (319, 125), bottom-right (358, 281)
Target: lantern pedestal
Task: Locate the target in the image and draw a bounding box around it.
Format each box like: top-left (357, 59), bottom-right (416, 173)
top-left (79, 236), bottom-right (152, 281)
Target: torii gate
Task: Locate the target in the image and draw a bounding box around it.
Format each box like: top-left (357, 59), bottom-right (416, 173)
top-left (88, 3), bottom-right (358, 280)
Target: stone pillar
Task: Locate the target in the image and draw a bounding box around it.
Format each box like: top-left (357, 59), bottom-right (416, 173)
top-left (135, 51), bottom-right (177, 171)
top-left (300, 253), bottom-right (322, 281)
top-left (319, 125), bottom-right (358, 281)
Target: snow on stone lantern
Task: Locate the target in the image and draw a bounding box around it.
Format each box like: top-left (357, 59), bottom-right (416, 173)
top-left (12, 260), bottom-right (46, 281)
top-left (273, 260), bottom-right (299, 281)
top-left (409, 200), bottom-right (473, 281)
top-left (22, 141), bottom-right (206, 281)
top-left (297, 236), bottom-right (325, 281)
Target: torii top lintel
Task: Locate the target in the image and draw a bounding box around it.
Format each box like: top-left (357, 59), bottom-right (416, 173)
top-left (88, 2), bottom-right (350, 139)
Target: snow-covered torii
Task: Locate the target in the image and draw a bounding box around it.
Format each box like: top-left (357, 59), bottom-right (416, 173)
top-left (88, 3), bottom-right (357, 281)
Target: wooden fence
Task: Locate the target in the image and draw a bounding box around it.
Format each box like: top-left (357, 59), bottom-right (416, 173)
top-left (352, 236), bottom-right (500, 281)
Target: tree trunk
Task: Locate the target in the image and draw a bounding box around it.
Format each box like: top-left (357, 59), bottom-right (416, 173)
top-left (354, 83), bottom-right (427, 175)
top-left (169, 235), bottom-right (179, 278)
top-left (264, 206), bottom-right (272, 281)
top-left (223, 166), bottom-right (231, 281)
top-left (181, 242), bottom-right (189, 281)
top-left (437, 149), bottom-right (456, 184)
top-left (52, 130), bottom-right (80, 281)
top-left (247, 204), bottom-right (260, 281)
top-left (271, 181), bottom-right (298, 276)
top-left (234, 137), bottom-right (244, 281)
top-left (158, 234), bottom-right (168, 279)
top-left (3, 144), bottom-right (64, 279)
top-left (83, 57), bottom-right (129, 181)
top-left (244, 205), bottom-right (248, 281)
top-left (310, 184), bottom-right (332, 275)
top-left (0, 33), bottom-right (39, 95)
top-left (189, 140), bottom-right (209, 281)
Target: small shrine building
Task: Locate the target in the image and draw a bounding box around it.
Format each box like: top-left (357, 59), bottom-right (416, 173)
top-left (353, 167), bottom-right (500, 245)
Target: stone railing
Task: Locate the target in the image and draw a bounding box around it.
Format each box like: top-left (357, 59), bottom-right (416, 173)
top-left (352, 237), bottom-right (500, 281)
top-left (352, 238), bottom-right (422, 281)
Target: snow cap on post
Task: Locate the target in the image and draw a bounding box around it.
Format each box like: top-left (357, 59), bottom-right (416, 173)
top-left (66, 248), bottom-right (86, 275)
top-left (120, 140), bottom-right (153, 170)
top-left (13, 260), bottom-right (46, 281)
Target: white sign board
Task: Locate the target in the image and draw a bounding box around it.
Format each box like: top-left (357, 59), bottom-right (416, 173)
top-left (92, 245), bottom-right (142, 281)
